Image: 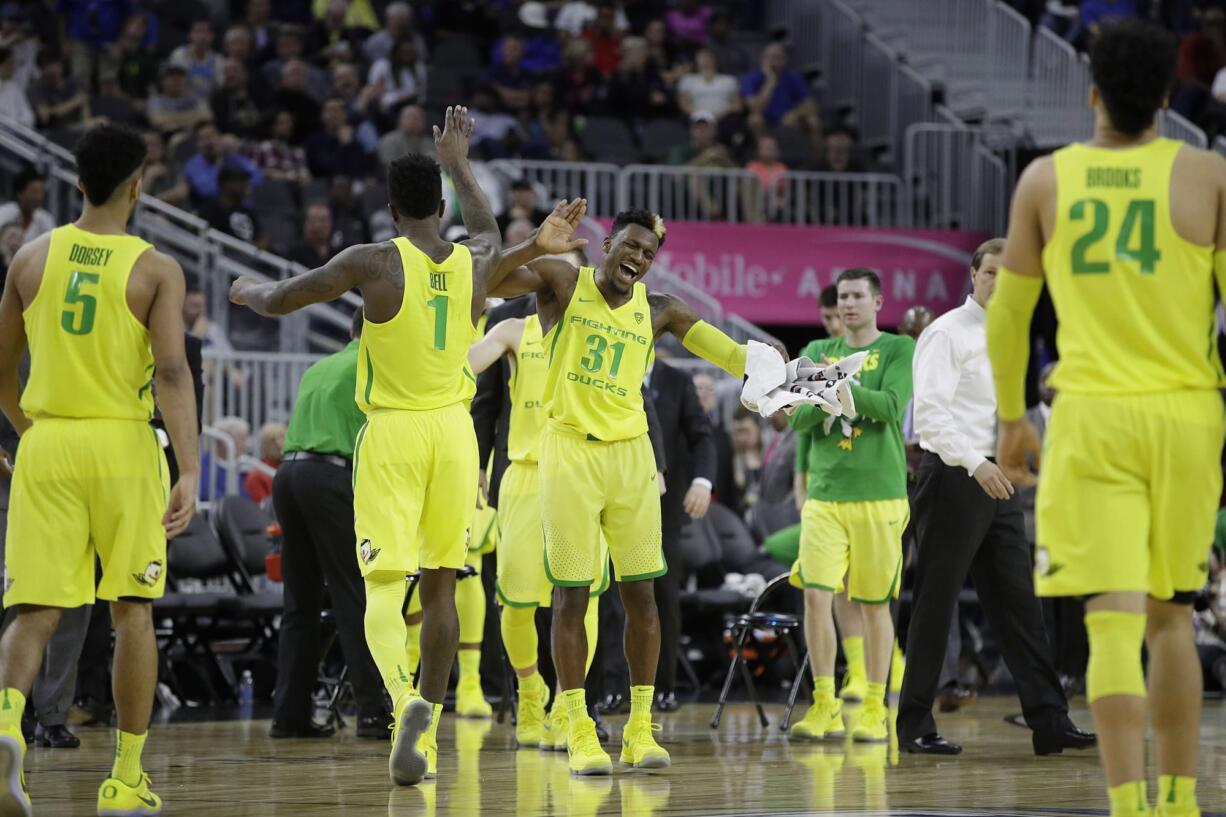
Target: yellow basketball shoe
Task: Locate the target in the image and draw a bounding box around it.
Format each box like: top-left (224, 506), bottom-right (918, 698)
top-left (567, 716), bottom-right (612, 776)
top-left (417, 729), bottom-right (437, 781)
top-left (389, 696), bottom-right (432, 786)
top-left (97, 773), bottom-right (161, 816)
top-left (516, 676), bottom-right (548, 748)
top-left (455, 677), bottom-right (492, 719)
top-left (789, 699), bottom-right (845, 741)
top-left (619, 716), bottom-right (670, 769)
top-left (889, 646), bottom-right (906, 696)
top-left (850, 700), bottom-right (890, 743)
top-left (541, 706), bottom-right (568, 752)
top-left (839, 670), bottom-right (867, 703)
top-left (0, 726), bottom-right (30, 817)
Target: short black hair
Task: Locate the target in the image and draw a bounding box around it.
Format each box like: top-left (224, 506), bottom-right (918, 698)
top-left (74, 123), bottom-right (147, 206)
top-left (13, 166), bottom-right (43, 196)
top-left (836, 267), bottom-right (881, 295)
top-left (387, 153), bottom-right (442, 220)
top-left (610, 208), bottom-right (666, 247)
top-left (1089, 20), bottom-right (1176, 136)
top-left (819, 283), bottom-right (838, 308)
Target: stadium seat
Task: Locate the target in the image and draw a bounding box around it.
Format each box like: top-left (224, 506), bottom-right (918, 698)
top-left (579, 116), bottom-right (640, 165)
top-left (639, 119), bottom-right (691, 164)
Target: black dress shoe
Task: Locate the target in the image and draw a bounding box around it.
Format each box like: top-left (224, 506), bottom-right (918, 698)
top-left (269, 720), bottom-right (337, 739)
top-left (596, 693), bottom-right (627, 715)
top-left (901, 733), bottom-right (963, 755)
top-left (19, 710), bottom-right (34, 744)
top-left (356, 713), bottom-right (393, 739)
top-left (1033, 721), bottom-right (1097, 756)
top-left (34, 724), bottom-right (80, 749)
top-left (655, 692), bottom-right (680, 712)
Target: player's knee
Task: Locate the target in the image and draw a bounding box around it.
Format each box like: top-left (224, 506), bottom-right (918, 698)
top-left (1145, 596), bottom-right (1194, 640)
top-left (1085, 610), bottom-right (1147, 702)
top-left (804, 587), bottom-right (834, 612)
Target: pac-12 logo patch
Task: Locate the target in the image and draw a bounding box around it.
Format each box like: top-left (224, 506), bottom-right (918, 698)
top-left (634, 312), bottom-right (644, 324)
top-left (133, 561), bottom-right (163, 587)
top-left (360, 539), bottom-right (381, 565)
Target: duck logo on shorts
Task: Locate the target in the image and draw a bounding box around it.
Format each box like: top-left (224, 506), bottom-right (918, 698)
top-left (3, 573), bottom-right (11, 594)
top-left (133, 560), bottom-right (163, 587)
top-left (360, 539), bottom-right (380, 565)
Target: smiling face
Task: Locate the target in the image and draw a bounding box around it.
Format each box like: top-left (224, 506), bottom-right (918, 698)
top-left (601, 223), bottom-right (660, 295)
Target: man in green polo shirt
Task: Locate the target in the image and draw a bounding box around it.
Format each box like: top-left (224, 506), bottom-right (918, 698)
top-left (788, 268), bottom-right (914, 744)
top-left (270, 309), bottom-right (390, 739)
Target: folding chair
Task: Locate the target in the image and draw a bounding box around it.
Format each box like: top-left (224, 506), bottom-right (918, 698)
top-left (710, 572), bottom-right (807, 730)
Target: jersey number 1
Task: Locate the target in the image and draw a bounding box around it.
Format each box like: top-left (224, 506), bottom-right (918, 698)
top-left (427, 294), bottom-right (448, 350)
top-left (61, 271), bottom-right (100, 335)
top-left (1069, 198), bottom-right (1161, 275)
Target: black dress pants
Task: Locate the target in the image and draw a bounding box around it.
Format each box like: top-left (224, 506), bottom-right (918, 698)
top-left (272, 459), bottom-right (385, 725)
top-left (898, 453), bottom-right (1068, 742)
top-left (653, 519), bottom-right (683, 693)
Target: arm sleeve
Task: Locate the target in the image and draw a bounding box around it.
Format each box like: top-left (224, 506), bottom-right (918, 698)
top-left (986, 268), bottom-right (1043, 421)
top-left (644, 386), bottom-right (666, 472)
top-left (677, 371), bottom-right (717, 482)
top-left (848, 337), bottom-right (914, 423)
top-left (912, 325), bottom-right (985, 476)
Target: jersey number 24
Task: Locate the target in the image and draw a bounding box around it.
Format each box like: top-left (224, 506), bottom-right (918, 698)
top-left (1069, 198), bottom-right (1161, 275)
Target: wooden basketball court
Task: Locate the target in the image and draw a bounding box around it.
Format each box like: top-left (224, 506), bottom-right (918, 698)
top-left (27, 697), bottom-right (1226, 816)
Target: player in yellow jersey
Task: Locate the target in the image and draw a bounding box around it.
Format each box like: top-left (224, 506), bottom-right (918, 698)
top-left (0, 124), bottom-right (199, 817)
top-left (493, 208), bottom-right (793, 775)
top-left (467, 311), bottom-right (608, 749)
top-left (987, 22), bottom-right (1226, 817)
top-left (229, 107), bottom-right (587, 787)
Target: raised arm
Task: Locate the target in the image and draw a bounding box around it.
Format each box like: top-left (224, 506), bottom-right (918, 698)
top-left (487, 198), bottom-right (589, 297)
top-left (434, 106), bottom-right (502, 309)
top-left (146, 251), bottom-right (200, 538)
top-left (467, 317), bottom-right (524, 375)
top-left (228, 241), bottom-right (391, 317)
top-left (650, 292), bottom-right (749, 378)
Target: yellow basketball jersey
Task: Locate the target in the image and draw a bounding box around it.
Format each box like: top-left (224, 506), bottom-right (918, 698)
top-left (542, 267), bottom-right (654, 441)
top-left (356, 237), bottom-right (477, 412)
top-left (21, 224), bottom-right (155, 421)
top-left (507, 314), bottom-right (548, 463)
top-left (1042, 137), bottom-right (1224, 394)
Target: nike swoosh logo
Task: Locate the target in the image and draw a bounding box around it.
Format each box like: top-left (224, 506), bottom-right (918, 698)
top-left (578, 297), bottom-right (594, 302)
top-left (138, 794), bottom-right (158, 807)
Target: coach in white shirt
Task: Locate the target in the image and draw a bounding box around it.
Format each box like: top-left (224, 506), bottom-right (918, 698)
top-left (899, 239), bottom-right (1094, 757)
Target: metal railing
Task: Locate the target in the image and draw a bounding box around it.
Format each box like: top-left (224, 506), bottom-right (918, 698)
top-left (202, 350), bottom-right (320, 431)
top-left (200, 426), bottom-right (239, 507)
top-left (487, 159), bottom-right (620, 217)
top-left (906, 120), bottom-right (1013, 234)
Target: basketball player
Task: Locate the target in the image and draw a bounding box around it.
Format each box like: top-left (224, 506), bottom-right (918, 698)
top-left (466, 312), bottom-right (607, 749)
top-left (230, 107), bottom-right (586, 786)
top-left (0, 123), bottom-right (199, 816)
top-left (492, 209), bottom-right (789, 775)
top-left (988, 22), bottom-right (1225, 817)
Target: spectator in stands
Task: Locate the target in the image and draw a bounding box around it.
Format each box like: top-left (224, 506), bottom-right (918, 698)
top-left (102, 14), bottom-right (159, 102)
top-left (468, 87), bottom-right (522, 159)
top-left (58, 0), bottom-right (131, 83)
top-left (707, 10), bottom-right (751, 76)
top-left (140, 130), bottom-right (189, 207)
top-left (742, 43), bottom-right (820, 136)
top-left (0, 4), bottom-right (36, 89)
top-left (244, 421), bottom-right (286, 504)
top-left (750, 409), bottom-right (801, 542)
top-left (644, 18), bottom-right (680, 76)
top-left (199, 164), bottom-right (264, 246)
top-left (0, 168), bottom-right (53, 246)
top-left (251, 110), bottom-right (311, 184)
top-left (1066, 0), bottom-right (1146, 48)
top-left (503, 217), bottom-right (535, 247)
top-left (184, 286), bottom-right (234, 358)
top-left (502, 2), bottom-right (564, 74)
top-left (678, 47), bottom-right (741, 122)
top-left (667, 0), bottom-right (714, 50)
top-left (327, 175), bottom-right (371, 247)
top-left (367, 36), bottom-right (427, 127)
top-left (727, 404), bottom-right (766, 519)
top-left (306, 96), bottom-right (375, 180)
top-left (583, 3), bottom-right (624, 77)
top-left (246, 0), bottom-right (277, 57)
top-left (496, 178), bottom-right (551, 234)
top-left (0, 47), bottom-right (32, 128)
top-left (378, 104), bottom-right (433, 168)
top-left (330, 61), bottom-right (381, 152)
top-left (270, 59), bottom-right (323, 143)
top-left (1178, 7), bottom-right (1226, 89)
top-left (558, 37), bottom-right (605, 114)
top-left (185, 122), bottom-right (264, 204)
top-left (263, 25), bottom-right (330, 103)
top-left (668, 110), bottom-right (734, 166)
top-left (288, 202), bottom-right (339, 269)
top-left (28, 49), bottom-right (89, 133)
top-left (816, 126), bottom-right (868, 173)
top-left (365, 2), bottom-right (427, 65)
top-left (557, 0), bottom-right (630, 35)
top-left (522, 80), bottom-right (572, 158)
top-left (170, 19), bottom-right (224, 101)
top-left (312, 0), bottom-right (377, 28)
top-left (307, 0), bottom-right (369, 68)
top-left (147, 64), bottom-right (213, 137)
top-left (489, 34), bottom-right (534, 112)
top-left (746, 135), bottom-right (789, 222)
top-left (211, 59), bottom-right (265, 142)
top-left (222, 25), bottom-right (256, 71)
top-left (605, 35), bottom-right (671, 120)
top-left (203, 415), bottom-right (251, 500)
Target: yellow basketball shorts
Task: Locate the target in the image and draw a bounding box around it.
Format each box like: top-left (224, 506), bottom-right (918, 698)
top-left (352, 403), bottom-right (478, 577)
top-left (539, 428), bottom-right (663, 587)
top-left (1036, 390), bottom-right (1225, 600)
top-left (791, 498), bottom-right (908, 603)
top-left (497, 460), bottom-right (609, 607)
top-left (5, 419), bottom-right (169, 607)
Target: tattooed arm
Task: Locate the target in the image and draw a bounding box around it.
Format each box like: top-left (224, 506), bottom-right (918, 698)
top-left (229, 242), bottom-right (395, 317)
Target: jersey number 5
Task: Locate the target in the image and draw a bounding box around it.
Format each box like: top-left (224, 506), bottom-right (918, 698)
top-left (61, 271), bottom-right (100, 335)
top-left (1069, 198), bottom-right (1161, 275)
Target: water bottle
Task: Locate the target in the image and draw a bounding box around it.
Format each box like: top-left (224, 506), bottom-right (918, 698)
top-left (239, 670), bottom-right (254, 719)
